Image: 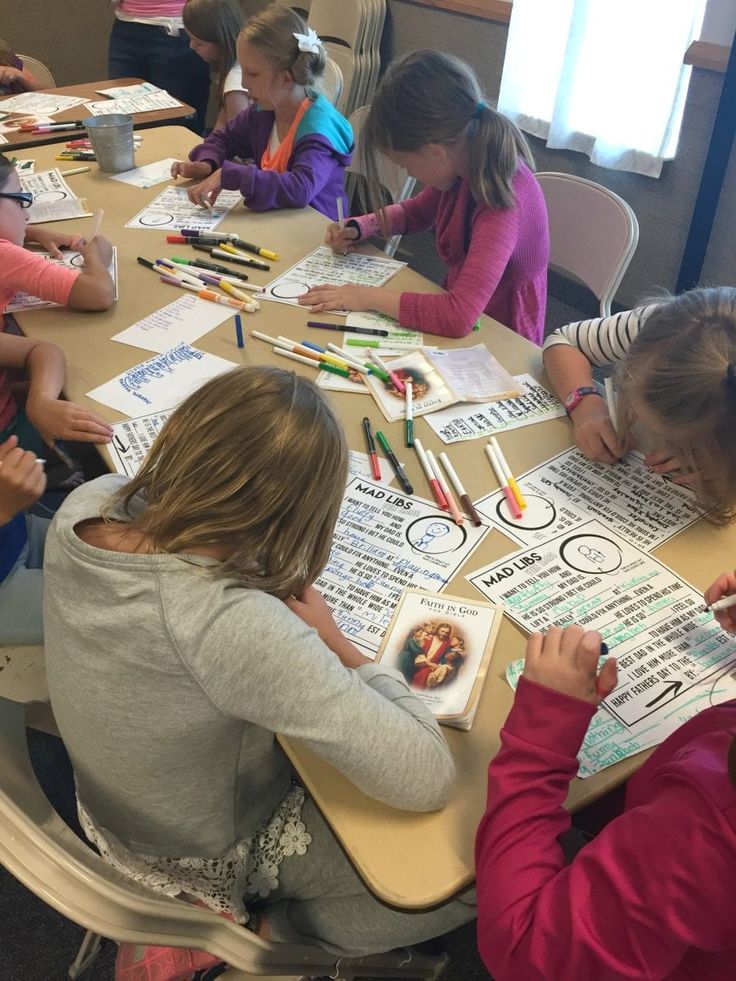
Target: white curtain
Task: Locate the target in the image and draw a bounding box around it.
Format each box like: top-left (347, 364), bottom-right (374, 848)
top-left (498, 0), bottom-right (707, 178)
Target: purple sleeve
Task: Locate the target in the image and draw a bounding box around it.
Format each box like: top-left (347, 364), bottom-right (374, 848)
top-left (220, 135), bottom-right (343, 213)
top-left (189, 106), bottom-right (259, 170)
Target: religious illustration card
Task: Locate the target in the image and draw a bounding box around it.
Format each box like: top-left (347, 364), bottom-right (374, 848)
top-left (375, 589), bottom-right (503, 730)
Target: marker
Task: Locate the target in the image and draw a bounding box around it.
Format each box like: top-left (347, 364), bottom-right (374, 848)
top-left (439, 452), bottom-right (482, 526)
top-left (59, 166), bottom-right (91, 177)
top-left (35, 458), bottom-right (46, 465)
top-left (23, 120), bottom-right (86, 132)
top-left (485, 444), bottom-right (522, 520)
top-left (159, 275), bottom-right (253, 311)
top-left (367, 350), bottom-right (405, 394)
top-left (306, 320), bottom-right (343, 332)
top-left (345, 325), bottom-right (390, 337)
top-left (89, 209), bottom-right (104, 242)
top-left (604, 377), bottom-right (619, 436)
top-left (427, 449), bottom-right (463, 526)
top-left (252, 330), bottom-right (294, 351)
top-left (154, 258), bottom-right (204, 287)
top-left (489, 436), bottom-right (526, 510)
top-left (170, 256), bottom-right (250, 282)
top-left (405, 382), bottom-right (414, 448)
top-left (705, 594), bottom-right (736, 614)
top-left (180, 228), bottom-right (278, 260)
top-left (169, 259), bottom-right (253, 288)
top-left (362, 417), bottom-right (381, 481)
top-left (376, 431), bottom-right (413, 495)
top-left (414, 438), bottom-right (447, 510)
top-left (218, 242), bottom-right (270, 270)
top-left (233, 313), bottom-right (244, 349)
top-left (325, 342), bottom-right (371, 376)
top-left (201, 245), bottom-right (270, 271)
top-left (277, 337), bottom-right (350, 371)
top-left (55, 153), bottom-right (96, 161)
top-left (273, 347), bottom-right (349, 377)
top-left (217, 278), bottom-right (255, 304)
top-left (336, 195), bottom-right (345, 230)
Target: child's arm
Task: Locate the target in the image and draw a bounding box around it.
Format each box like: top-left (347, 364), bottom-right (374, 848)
top-left (66, 236), bottom-right (114, 310)
top-left (0, 333), bottom-right (113, 446)
top-left (174, 109), bottom-right (255, 182)
top-left (1, 236), bottom-right (114, 312)
top-left (325, 187), bottom-right (442, 255)
top-left (0, 436), bottom-right (46, 526)
top-left (213, 90), bottom-right (251, 131)
top-left (0, 63), bottom-right (43, 93)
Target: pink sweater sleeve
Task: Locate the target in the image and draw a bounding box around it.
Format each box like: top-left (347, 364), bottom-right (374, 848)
top-left (475, 677), bottom-right (736, 981)
top-left (351, 185), bottom-right (444, 240)
top-left (0, 242), bottom-right (79, 312)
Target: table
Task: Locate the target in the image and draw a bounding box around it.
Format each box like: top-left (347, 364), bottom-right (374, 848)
top-left (0, 79), bottom-right (194, 151)
top-left (13, 128), bottom-right (736, 912)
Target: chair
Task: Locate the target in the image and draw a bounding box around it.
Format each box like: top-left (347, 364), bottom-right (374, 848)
top-left (346, 105), bottom-right (416, 258)
top-left (16, 55), bottom-right (56, 89)
top-left (321, 57), bottom-right (343, 108)
top-left (0, 696), bottom-right (448, 980)
top-left (325, 42), bottom-right (356, 115)
top-left (535, 172), bottom-right (639, 317)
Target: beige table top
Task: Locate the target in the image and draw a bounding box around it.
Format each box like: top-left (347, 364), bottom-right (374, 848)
top-left (0, 79), bottom-right (195, 150)
top-left (14, 128), bottom-right (736, 911)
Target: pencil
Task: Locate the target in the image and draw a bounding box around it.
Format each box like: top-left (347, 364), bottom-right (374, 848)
top-left (489, 436), bottom-right (526, 510)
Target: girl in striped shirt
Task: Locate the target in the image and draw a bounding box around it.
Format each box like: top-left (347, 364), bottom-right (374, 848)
top-left (543, 287), bottom-right (736, 523)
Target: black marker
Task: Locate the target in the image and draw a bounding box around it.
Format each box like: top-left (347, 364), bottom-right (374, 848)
top-left (376, 430), bottom-right (413, 495)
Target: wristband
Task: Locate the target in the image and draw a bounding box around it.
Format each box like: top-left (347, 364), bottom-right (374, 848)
top-left (345, 218), bottom-right (362, 240)
top-left (564, 386), bottom-right (603, 416)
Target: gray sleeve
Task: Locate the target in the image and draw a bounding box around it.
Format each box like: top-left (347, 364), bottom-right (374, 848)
top-left (167, 585), bottom-right (455, 812)
top-left (543, 305), bottom-right (657, 367)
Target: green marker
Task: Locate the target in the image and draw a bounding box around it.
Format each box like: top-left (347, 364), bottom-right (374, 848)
top-left (320, 361), bottom-right (350, 378)
top-left (473, 317), bottom-right (481, 331)
top-left (346, 338), bottom-right (381, 348)
top-left (405, 381), bottom-right (414, 448)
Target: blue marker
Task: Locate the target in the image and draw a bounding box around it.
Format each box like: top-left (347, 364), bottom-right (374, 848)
top-left (300, 340), bottom-right (326, 353)
top-left (235, 313), bottom-right (244, 349)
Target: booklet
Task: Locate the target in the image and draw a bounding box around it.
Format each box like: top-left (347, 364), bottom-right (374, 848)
top-left (364, 345), bottom-right (522, 422)
top-left (374, 589), bottom-right (503, 730)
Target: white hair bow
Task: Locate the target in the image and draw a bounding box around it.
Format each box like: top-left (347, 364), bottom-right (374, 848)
top-left (293, 27), bottom-right (322, 55)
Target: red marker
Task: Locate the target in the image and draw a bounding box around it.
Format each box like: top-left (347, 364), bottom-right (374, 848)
top-left (362, 417), bottom-right (381, 481)
top-left (414, 438), bottom-right (448, 510)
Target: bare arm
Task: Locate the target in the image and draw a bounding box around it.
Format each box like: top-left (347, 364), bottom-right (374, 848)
top-left (67, 236), bottom-right (115, 311)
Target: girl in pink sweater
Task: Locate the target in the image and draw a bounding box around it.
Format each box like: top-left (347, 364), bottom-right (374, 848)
top-left (476, 608), bottom-right (736, 980)
top-left (299, 50), bottom-right (549, 344)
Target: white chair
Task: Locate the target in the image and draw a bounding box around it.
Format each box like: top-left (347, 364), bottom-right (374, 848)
top-left (346, 105), bottom-right (416, 258)
top-left (536, 172), bottom-right (639, 317)
top-left (16, 55), bottom-right (56, 88)
top-left (0, 695), bottom-right (448, 980)
top-left (325, 42), bottom-right (355, 115)
top-left (321, 57), bottom-right (343, 108)
top-left (308, 0), bottom-right (365, 52)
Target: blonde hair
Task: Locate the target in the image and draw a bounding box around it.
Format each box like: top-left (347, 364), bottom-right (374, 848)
top-left (616, 286), bottom-right (736, 524)
top-left (113, 366), bottom-right (348, 598)
top-left (183, 0), bottom-right (242, 110)
top-left (360, 50), bottom-right (534, 222)
top-left (239, 6), bottom-right (325, 96)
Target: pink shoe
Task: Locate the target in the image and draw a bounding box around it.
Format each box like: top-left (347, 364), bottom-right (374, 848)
top-left (114, 941), bottom-right (223, 981)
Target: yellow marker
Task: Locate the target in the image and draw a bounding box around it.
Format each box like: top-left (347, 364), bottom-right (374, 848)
top-left (490, 436), bottom-right (527, 510)
top-left (217, 278), bottom-right (253, 304)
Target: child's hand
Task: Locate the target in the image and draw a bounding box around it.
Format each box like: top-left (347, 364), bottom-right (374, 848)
top-left (0, 65), bottom-right (25, 88)
top-left (285, 585), bottom-right (369, 668)
top-left (570, 397), bottom-right (626, 464)
top-left (25, 397), bottom-right (113, 445)
top-left (522, 625), bottom-right (617, 706)
top-left (78, 234), bottom-right (113, 268)
top-left (25, 227), bottom-right (86, 257)
top-left (704, 572), bottom-right (736, 634)
top-left (187, 168), bottom-right (224, 207)
top-left (171, 160), bottom-right (212, 181)
top-left (0, 436), bottom-right (46, 526)
top-left (645, 448), bottom-right (696, 486)
top-left (298, 283), bottom-right (371, 312)
top-left (325, 222), bottom-right (358, 255)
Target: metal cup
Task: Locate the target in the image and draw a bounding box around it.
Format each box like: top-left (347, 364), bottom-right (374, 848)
top-left (83, 114), bottom-right (135, 173)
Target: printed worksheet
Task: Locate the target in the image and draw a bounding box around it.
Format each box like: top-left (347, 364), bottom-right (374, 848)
top-left (87, 343), bottom-right (236, 416)
top-left (20, 169), bottom-right (89, 224)
top-left (423, 374), bottom-right (566, 443)
top-left (111, 294), bottom-right (233, 353)
top-left (474, 447), bottom-right (701, 552)
top-left (5, 248), bottom-right (118, 312)
top-left (343, 312), bottom-right (423, 354)
top-left (95, 82), bottom-right (161, 100)
top-left (110, 158), bottom-right (178, 189)
top-left (109, 410), bottom-right (173, 476)
top-left (0, 92), bottom-right (86, 115)
top-left (260, 246), bottom-right (405, 308)
top-left (316, 476), bottom-right (489, 656)
top-left (467, 518), bottom-right (736, 733)
top-left (125, 186), bottom-right (241, 232)
top-left (84, 90), bottom-right (182, 115)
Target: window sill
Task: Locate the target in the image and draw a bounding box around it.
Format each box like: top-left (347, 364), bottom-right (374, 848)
top-left (684, 41), bottom-right (730, 72)
top-left (396, 0), bottom-right (512, 24)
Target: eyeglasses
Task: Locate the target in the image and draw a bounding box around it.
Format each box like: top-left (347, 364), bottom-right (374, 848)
top-left (0, 191), bottom-right (34, 209)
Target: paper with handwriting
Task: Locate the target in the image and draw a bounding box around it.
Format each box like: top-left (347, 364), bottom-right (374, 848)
top-left (125, 185), bottom-right (241, 232)
top-left (0, 92), bottom-right (86, 115)
top-left (20, 168), bottom-right (89, 224)
top-left (84, 90), bottom-right (182, 115)
top-left (111, 294), bottom-right (233, 353)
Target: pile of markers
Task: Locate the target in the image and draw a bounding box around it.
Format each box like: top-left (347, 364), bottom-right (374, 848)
top-left (251, 330), bottom-right (391, 383)
top-left (166, 229), bottom-right (277, 269)
top-left (136, 255), bottom-right (261, 313)
top-left (56, 135), bottom-right (142, 163)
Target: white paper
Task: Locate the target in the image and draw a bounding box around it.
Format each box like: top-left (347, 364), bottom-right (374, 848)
top-left (87, 344), bottom-right (237, 417)
top-left (14, 158), bottom-right (35, 174)
top-left (20, 168), bottom-right (88, 224)
top-left (425, 346), bottom-right (521, 402)
top-left (344, 312), bottom-right (423, 355)
top-left (84, 90), bottom-right (182, 116)
top-left (125, 185), bottom-right (241, 232)
top-left (95, 82), bottom-right (161, 100)
top-left (348, 449), bottom-right (394, 485)
top-left (474, 447), bottom-right (701, 553)
top-left (423, 374), bottom-right (565, 444)
top-left (315, 476), bottom-right (489, 656)
top-left (261, 246), bottom-right (405, 309)
top-left (111, 294), bottom-right (233, 353)
top-left (109, 410), bottom-right (173, 477)
top-left (0, 92), bottom-right (86, 115)
top-left (5, 248), bottom-right (118, 312)
top-left (109, 158), bottom-right (178, 189)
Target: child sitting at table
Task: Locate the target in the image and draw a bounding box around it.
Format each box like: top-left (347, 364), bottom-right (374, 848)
top-left (543, 286), bottom-right (736, 523)
top-left (475, 617), bottom-right (736, 980)
top-left (0, 40), bottom-right (44, 95)
top-left (183, 0), bottom-right (250, 133)
top-left (301, 50), bottom-right (549, 342)
top-left (43, 365), bottom-right (474, 978)
top-left (171, 6), bottom-right (353, 220)
top-left (0, 152), bottom-right (115, 454)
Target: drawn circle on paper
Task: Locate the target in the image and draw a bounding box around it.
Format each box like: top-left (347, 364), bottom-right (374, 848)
top-left (34, 190), bottom-right (66, 203)
top-left (406, 516), bottom-right (467, 555)
top-left (269, 279), bottom-right (310, 300)
top-left (559, 533), bottom-right (622, 575)
top-left (138, 212), bottom-right (175, 227)
top-left (69, 254), bottom-right (85, 268)
top-left (494, 493), bottom-right (556, 531)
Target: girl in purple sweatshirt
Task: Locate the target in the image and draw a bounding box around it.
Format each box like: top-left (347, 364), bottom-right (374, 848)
top-left (171, 6), bottom-right (352, 220)
top-left (300, 50), bottom-right (549, 344)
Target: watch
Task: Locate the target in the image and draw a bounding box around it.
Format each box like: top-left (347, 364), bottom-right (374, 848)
top-left (564, 386), bottom-right (602, 415)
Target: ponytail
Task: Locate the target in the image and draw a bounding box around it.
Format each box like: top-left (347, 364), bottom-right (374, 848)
top-left (470, 102), bottom-right (534, 209)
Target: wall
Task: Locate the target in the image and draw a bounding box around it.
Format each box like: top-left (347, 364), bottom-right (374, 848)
top-left (385, 0), bottom-right (736, 305)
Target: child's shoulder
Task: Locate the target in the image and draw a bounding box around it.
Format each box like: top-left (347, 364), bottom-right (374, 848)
top-left (296, 95), bottom-right (353, 154)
